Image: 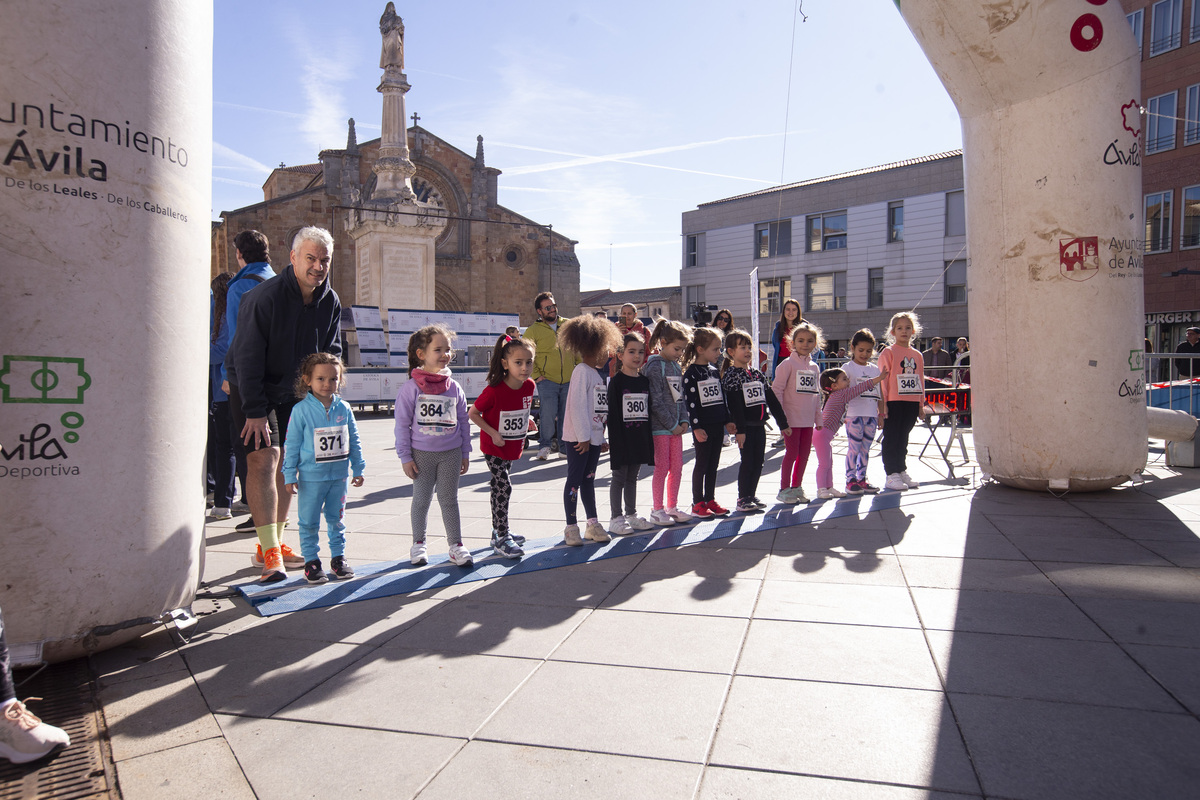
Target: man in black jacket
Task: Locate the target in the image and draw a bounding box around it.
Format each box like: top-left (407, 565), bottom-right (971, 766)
top-left (227, 226), bottom-right (342, 580)
top-left (1175, 327), bottom-right (1200, 379)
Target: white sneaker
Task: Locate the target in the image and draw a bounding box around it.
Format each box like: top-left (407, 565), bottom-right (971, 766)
top-left (609, 516), bottom-right (634, 535)
top-left (817, 487), bottom-right (847, 499)
top-left (231, 500), bottom-right (251, 514)
top-left (884, 473), bottom-right (908, 491)
top-left (535, 446), bottom-right (551, 461)
top-left (584, 521), bottom-right (611, 543)
top-left (625, 514), bottom-right (655, 531)
top-left (209, 507), bottom-right (232, 520)
top-left (0, 699), bottom-right (70, 764)
top-left (563, 524), bottom-right (583, 546)
top-left (410, 541), bottom-right (428, 566)
top-left (447, 543), bottom-right (474, 567)
top-left (666, 507), bottom-right (693, 523)
top-left (900, 471), bottom-right (920, 489)
top-left (649, 509), bottom-right (675, 526)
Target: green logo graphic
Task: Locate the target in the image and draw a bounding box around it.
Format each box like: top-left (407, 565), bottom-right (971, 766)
top-left (1128, 349), bottom-right (1143, 372)
top-left (0, 356), bottom-right (91, 404)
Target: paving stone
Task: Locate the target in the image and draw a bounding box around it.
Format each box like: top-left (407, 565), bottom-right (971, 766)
top-left (1005, 535), bottom-right (1172, 566)
top-left (420, 740), bottom-right (700, 800)
top-left (1124, 643), bottom-right (1200, 715)
top-left (600, 573), bottom-right (762, 618)
top-left (698, 767), bottom-right (980, 799)
top-left (217, 714), bottom-right (463, 800)
top-left (911, 587), bottom-right (1110, 639)
top-left (738, 619), bottom-right (942, 690)
top-left (113, 737), bottom-right (255, 800)
top-left (1071, 596), bottom-right (1200, 647)
top-left (551, 609), bottom-right (748, 673)
top-left (631, 544), bottom-right (770, 580)
top-left (984, 514), bottom-right (1125, 538)
top-left (90, 626), bottom-right (188, 686)
top-left (896, 555), bottom-right (1062, 595)
top-left (1138, 539), bottom-right (1200, 567)
top-left (710, 676), bottom-right (979, 794)
top-left (478, 660), bottom-right (728, 763)
top-left (387, 598), bottom-right (590, 658)
top-left (99, 669), bottom-right (224, 762)
top-left (950, 694), bottom-right (1200, 799)
top-left (1035, 562), bottom-right (1200, 602)
top-left (772, 525), bottom-right (893, 552)
top-left (755, 581), bottom-right (921, 628)
top-left (766, 548), bottom-right (908, 586)
top-left (924, 630), bottom-right (1179, 711)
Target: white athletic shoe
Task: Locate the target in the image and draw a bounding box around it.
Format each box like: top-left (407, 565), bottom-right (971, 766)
top-left (625, 514), bottom-right (655, 531)
top-left (817, 487), bottom-right (846, 499)
top-left (900, 471), bottom-right (920, 489)
top-left (666, 507), bottom-right (693, 523)
top-left (884, 473), bottom-right (908, 491)
top-left (0, 699), bottom-right (70, 764)
top-left (584, 521), bottom-right (611, 543)
top-left (609, 516), bottom-right (634, 535)
top-left (563, 524), bottom-right (583, 546)
top-left (447, 543), bottom-right (474, 567)
top-left (649, 509), bottom-right (676, 526)
top-left (535, 446), bottom-right (551, 461)
top-left (410, 541), bottom-right (428, 566)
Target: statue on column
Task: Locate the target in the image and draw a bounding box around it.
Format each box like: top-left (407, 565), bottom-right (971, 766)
top-left (379, 2), bottom-right (404, 70)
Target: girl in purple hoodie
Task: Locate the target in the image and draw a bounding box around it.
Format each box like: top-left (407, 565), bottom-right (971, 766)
top-left (395, 324), bottom-right (473, 567)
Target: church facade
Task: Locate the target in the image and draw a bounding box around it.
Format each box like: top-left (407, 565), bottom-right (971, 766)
top-left (210, 123), bottom-right (581, 326)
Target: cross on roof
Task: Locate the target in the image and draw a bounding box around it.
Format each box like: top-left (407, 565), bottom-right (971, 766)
top-left (411, 112), bottom-right (420, 127)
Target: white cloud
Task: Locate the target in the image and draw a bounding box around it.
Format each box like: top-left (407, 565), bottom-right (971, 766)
top-left (212, 142), bottom-right (272, 175)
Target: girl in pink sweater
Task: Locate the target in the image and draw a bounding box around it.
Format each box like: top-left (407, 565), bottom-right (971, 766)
top-left (812, 366), bottom-right (888, 499)
top-left (770, 321), bottom-right (823, 504)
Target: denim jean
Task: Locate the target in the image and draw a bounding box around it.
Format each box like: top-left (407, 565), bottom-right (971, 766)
top-left (537, 378), bottom-right (570, 452)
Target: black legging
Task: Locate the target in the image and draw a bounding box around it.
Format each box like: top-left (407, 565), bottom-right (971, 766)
top-left (737, 425), bottom-right (767, 500)
top-left (563, 443), bottom-right (601, 524)
top-left (484, 455), bottom-right (513, 536)
top-left (881, 401), bottom-right (920, 474)
top-left (0, 605), bottom-right (16, 704)
top-left (692, 424), bottom-right (725, 504)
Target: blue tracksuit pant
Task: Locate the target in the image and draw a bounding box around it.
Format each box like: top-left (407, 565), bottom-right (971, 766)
top-left (296, 478), bottom-right (348, 562)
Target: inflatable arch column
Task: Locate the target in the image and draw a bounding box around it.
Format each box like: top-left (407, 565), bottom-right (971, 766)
top-left (897, 1), bottom-right (1146, 491)
top-left (0, 2), bottom-right (213, 659)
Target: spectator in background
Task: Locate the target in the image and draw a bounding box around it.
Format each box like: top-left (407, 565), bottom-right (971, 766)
top-left (1175, 327), bottom-right (1200, 379)
top-left (611, 303), bottom-right (648, 376)
top-left (712, 309), bottom-right (734, 340)
top-left (953, 337), bottom-right (971, 385)
top-left (769, 299), bottom-right (802, 378)
top-left (524, 292), bottom-right (578, 459)
top-left (922, 337), bottom-right (954, 381)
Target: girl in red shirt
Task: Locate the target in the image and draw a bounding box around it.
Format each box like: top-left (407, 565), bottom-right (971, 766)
top-left (470, 335), bottom-right (537, 557)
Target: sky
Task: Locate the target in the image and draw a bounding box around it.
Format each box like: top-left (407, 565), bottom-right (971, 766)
top-left (212, 0), bottom-right (962, 292)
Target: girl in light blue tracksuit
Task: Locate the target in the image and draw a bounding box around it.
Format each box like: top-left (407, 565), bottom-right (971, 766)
top-left (282, 353), bottom-right (365, 583)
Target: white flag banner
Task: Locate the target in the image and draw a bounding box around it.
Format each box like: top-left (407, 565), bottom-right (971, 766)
top-left (749, 267), bottom-right (760, 370)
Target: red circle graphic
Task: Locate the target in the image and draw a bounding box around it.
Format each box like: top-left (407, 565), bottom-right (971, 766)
top-left (1071, 13), bottom-right (1104, 51)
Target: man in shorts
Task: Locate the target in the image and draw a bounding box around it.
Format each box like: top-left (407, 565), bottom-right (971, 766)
top-left (227, 226), bottom-right (343, 581)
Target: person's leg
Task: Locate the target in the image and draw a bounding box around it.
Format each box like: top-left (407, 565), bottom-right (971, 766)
top-left (274, 400), bottom-right (297, 527)
top-left (894, 403), bottom-right (919, 473)
top-left (692, 434), bottom-right (711, 505)
top-left (651, 435), bottom-right (670, 510)
top-left (295, 480), bottom-right (325, 563)
top-left (624, 465), bottom-right (640, 516)
top-left (579, 446), bottom-right (601, 520)
top-left (704, 425), bottom-right (723, 502)
top-left (538, 380), bottom-right (567, 451)
top-left (813, 428), bottom-right (835, 490)
top-left (410, 449), bottom-right (441, 545)
top-left (212, 400), bottom-right (236, 509)
top-left (666, 436), bottom-right (683, 509)
top-left (845, 417), bottom-right (870, 483)
top-left (881, 402), bottom-right (902, 475)
top-left (230, 383), bottom-right (282, 553)
top-left (563, 443), bottom-right (585, 524)
top-left (743, 426), bottom-right (767, 499)
top-left (485, 455), bottom-right (512, 536)
top-left (432, 449), bottom-right (464, 548)
top-left (793, 427), bottom-right (814, 486)
top-left (610, 464), bottom-right (628, 520)
top-left (323, 478), bottom-right (349, 559)
top-left (780, 428), bottom-right (799, 490)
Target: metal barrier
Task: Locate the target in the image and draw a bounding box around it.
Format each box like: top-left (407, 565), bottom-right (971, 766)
top-left (1144, 352), bottom-right (1200, 416)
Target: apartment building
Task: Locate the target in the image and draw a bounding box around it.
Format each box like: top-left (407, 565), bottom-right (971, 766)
top-left (1122, 0), bottom-right (1200, 350)
top-left (680, 151), bottom-right (967, 353)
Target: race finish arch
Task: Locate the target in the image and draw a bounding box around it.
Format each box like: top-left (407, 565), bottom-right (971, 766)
top-left (0, 2), bottom-right (213, 659)
top-left (897, 1), bottom-right (1146, 491)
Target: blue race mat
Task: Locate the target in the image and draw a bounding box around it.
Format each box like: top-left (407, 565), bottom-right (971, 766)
top-left (236, 492), bottom-right (907, 616)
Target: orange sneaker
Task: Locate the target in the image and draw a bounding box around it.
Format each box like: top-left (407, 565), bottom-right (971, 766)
top-left (278, 542), bottom-right (305, 567)
top-left (259, 547), bottom-right (286, 583)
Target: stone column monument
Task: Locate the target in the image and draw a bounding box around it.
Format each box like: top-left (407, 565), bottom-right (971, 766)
top-left (347, 2), bottom-right (446, 313)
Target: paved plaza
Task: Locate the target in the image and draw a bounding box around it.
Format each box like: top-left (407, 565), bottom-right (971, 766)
top-left (83, 414), bottom-right (1200, 798)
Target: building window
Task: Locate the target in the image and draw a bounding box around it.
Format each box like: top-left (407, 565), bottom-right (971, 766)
top-left (1146, 191), bottom-right (1173, 253)
top-left (888, 201), bottom-right (904, 243)
top-left (758, 277), bottom-right (791, 314)
top-left (868, 268), bottom-right (884, 309)
top-left (1150, 0), bottom-right (1183, 55)
top-left (685, 233), bottom-right (704, 267)
top-left (1182, 187), bottom-right (1200, 249)
top-left (754, 220), bottom-right (791, 259)
top-left (1129, 9), bottom-right (1144, 54)
top-left (1186, 85), bottom-right (1200, 146)
top-left (945, 191), bottom-right (966, 237)
top-left (685, 284), bottom-right (706, 308)
top-left (944, 260), bottom-right (967, 304)
top-left (805, 211), bottom-right (847, 252)
top-left (805, 272), bottom-right (846, 312)
top-left (1147, 92), bottom-right (1178, 153)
